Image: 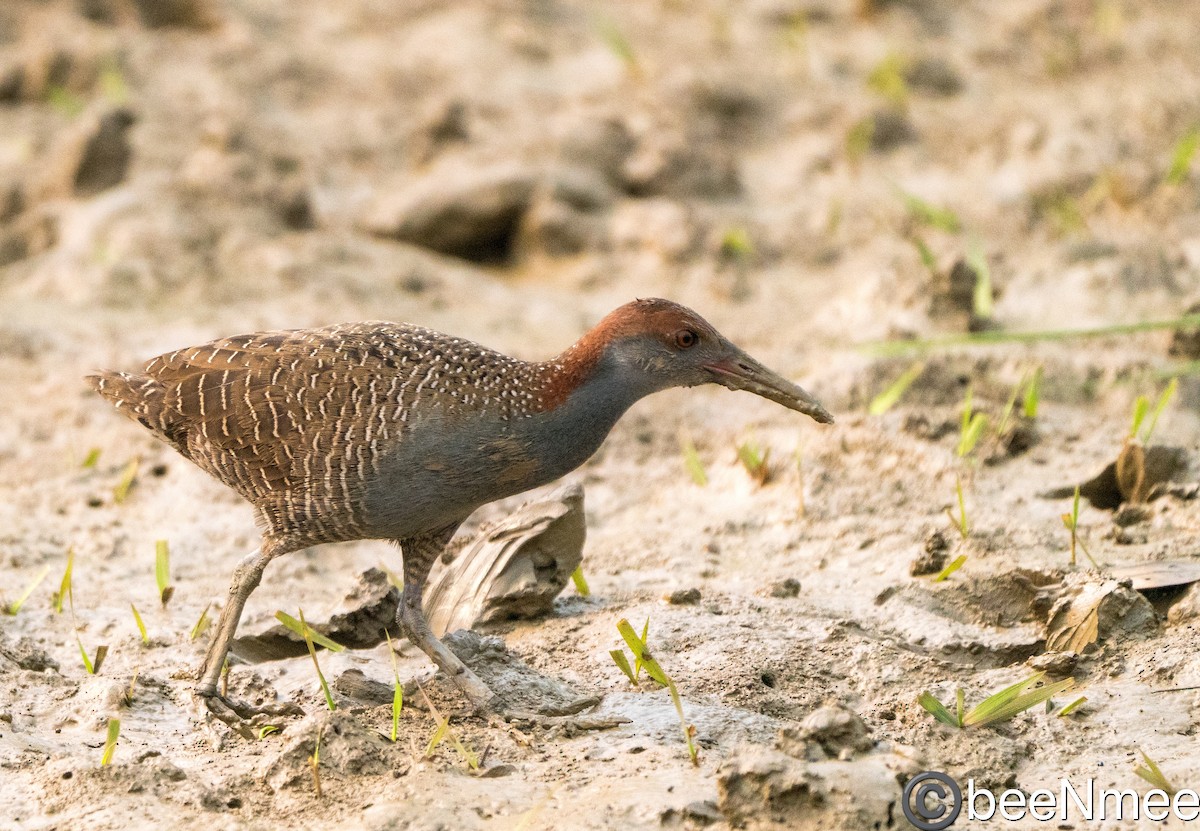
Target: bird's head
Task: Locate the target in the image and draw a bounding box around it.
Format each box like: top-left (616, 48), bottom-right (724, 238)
top-left (567, 298), bottom-right (833, 424)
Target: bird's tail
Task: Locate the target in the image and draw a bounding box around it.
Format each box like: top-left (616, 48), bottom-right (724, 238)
top-left (86, 371), bottom-right (183, 452)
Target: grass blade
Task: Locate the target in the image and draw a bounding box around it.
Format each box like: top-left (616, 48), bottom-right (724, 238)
top-left (275, 611), bottom-right (346, 652)
top-left (189, 603), bottom-right (211, 641)
top-left (54, 549), bottom-right (75, 614)
top-left (113, 457), bottom-right (139, 504)
top-left (897, 188), bottom-right (961, 233)
top-left (1167, 127), bottom-right (1200, 185)
top-left (1057, 696), bottom-right (1087, 717)
top-left (296, 609), bottom-right (336, 711)
top-left (130, 603), bottom-right (148, 644)
top-left (933, 554), bottom-right (967, 583)
top-left (963, 673), bottom-right (1075, 727)
top-left (154, 540), bottom-right (173, 606)
top-left (81, 448), bottom-right (102, 468)
top-left (735, 438), bottom-right (771, 485)
top-left (4, 565), bottom-right (50, 616)
top-left (617, 618), bottom-right (668, 687)
top-left (610, 649), bottom-right (637, 684)
top-left (1134, 750), bottom-right (1176, 796)
top-left (1141, 377), bottom-right (1178, 444)
top-left (868, 362), bottom-right (924, 416)
top-left (258, 725), bottom-right (280, 739)
top-left (917, 691), bottom-right (960, 727)
top-left (100, 718), bottom-right (120, 766)
top-left (384, 629), bottom-right (403, 743)
top-left (309, 728), bottom-right (322, 798)
top-left (966, 239), bottom-right (993, 320)
top-left (679, 432), bottom-right (708, 486)
top-left (570, 565), bottom-right (591, 597)
top-left (1023, 366), bottom-right (1043, 419)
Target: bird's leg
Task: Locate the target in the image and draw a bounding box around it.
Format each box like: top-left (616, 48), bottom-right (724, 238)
top-left (398, 526), bottom-right (504, 713)
top-left (197, 544), bottom-right (302, 735)
top-left (398, 530), bottom-right (627, 732)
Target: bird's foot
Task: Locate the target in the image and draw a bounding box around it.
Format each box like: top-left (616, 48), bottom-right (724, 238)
top-left (481, 695), bottom-right (629, 733)
top-left (199, 688), bottom-right (304, 739)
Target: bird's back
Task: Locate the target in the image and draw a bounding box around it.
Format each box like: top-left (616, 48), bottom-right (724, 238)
top-left (88, 322), bottom-right (549, 544)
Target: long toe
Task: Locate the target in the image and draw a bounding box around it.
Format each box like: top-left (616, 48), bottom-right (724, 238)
top-left (201, 692), bottom-right (304, 739)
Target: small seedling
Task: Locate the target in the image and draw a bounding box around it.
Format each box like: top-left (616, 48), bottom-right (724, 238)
top-left (1057, 696), bottom-right (1087, 717)
top-left (957, 388), bottom-right (988, 457)
top-left (616, 618), bottom-right (698, 765)
top-left (610, 617), bottom-right (651, 683)
top-left (912, 236), bottom-right (938, 277)
top-left (258, 725), bottom-right (280, 739)
top-left (1133, 750), bottom-right (1176, 796)
top-left (130, 603), bottom-right (148, 644)
top-left (918, 672), bottom-right (1075, 729)
top-left (866, 53), bottom-right (909, 107)
top-left (126, 666), bottom-right (140, 704)
top-left (1061, 486), bottom-right (1100, 569)
top-left (309, 728), bottom-right (323, 798)
top-left (1167, 127), bottom-right (1200, 186)
top-left (384, 629), bottom-right (404, 743)
top-left (934, 554), bottom-right (967, 583)
top-left (595, 18), bottom-right (640, 78)
top-left (679, 432), bottom-right (708, 486)
top-left (570, 566), bottom-right (591, 597)
top-left (155, 540), bottom-right (174, 607)
top-left (946, 477), bottom-right (969, 539)
top-left (53, 549), bottom-right (75, 614)
top-left (1023, 366), bottom-right (1043, 419)
top-left (719, 226), bottom-right (754, 261)
top-left (897, 188), bottom-right (961, 233)
top-left (868, 361), bottom-right (924, 416)
top-left (966, 239), bottom-right (993, 321)
top-left (78, 639), bottom-right (109, 675)
top-left (735, 438), bottom-right (771, 486)
top-left (275, 611), bottom-right (346, 653)
top-left (113, 457), bottom-right (139, 504)
top-left (289, 609), bottom-right (336, 711)
top-left (189, 603), bottom-right (211, 641)
top-left (81, 448), bottom-right (102, 468)
top-left (3, 565), bottom-right (50, 616)
top-left (1134, 378), bottom-right (1178, 444)
top-left (100, 718), bottom-right (120, 766)
top-left (418, 683), bottom-right (479, 770)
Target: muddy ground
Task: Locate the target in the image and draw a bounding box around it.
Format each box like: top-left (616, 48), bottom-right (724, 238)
top-left (3, 0), bottom-right (1200, 829)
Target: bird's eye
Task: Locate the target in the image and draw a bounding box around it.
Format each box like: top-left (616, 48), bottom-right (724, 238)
top-left (675, 329), bottom-right (699, 349)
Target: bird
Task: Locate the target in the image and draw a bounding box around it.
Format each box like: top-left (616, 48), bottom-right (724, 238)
top-left (88, 298), bottom-right (832, 732)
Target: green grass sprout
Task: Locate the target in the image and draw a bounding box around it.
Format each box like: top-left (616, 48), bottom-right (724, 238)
top-left (570, 565), bottom-right (591, 597)
top-left (384, 629), bottom-right (404, 743)
top-left (868, 362), bottom-right (924, 416)
top-left (113, 457), bottom-right (139, 504)
top-left (946, 477), bottom-right (969, 539)
top-left (616, 618), bottom-right (698, 765)
top-left (1057, 696), bottom-right (1087, 717)
top-left (679, 432), bottom-right (708, 486)
top-left (957, 388), bottom-right (988, 457)
top-left (189, 603), bottom-right (211, 641)
top-left (912, 236), bottom-right (938, 277)
top-left (736, 438), bottom-right (771, 486)
top-left (1134, 750), bottom-right (1176, 796)
top-left (54, 548), bottom-right (75, 614)
top-left (82, 448), bottom-right (102, 468)
top-left (155, 540), bottom-right (173, 606)
top-left (130, 603), bottom-right (148, 644)
top-left (258, 725), bottom-right (280, 739)
top-left (1023, 366), bottom-right (1043, 419)
top-left (275, 611), bottom-right (346, 653)
top-left (310, 727), bottom-right (323, 798)
top-left (1061, 486), bottom-right (1100, 569)
top-left (867, 53), bottom-right (909, 107)
top-left (100, 718), bottom-right (120, 766)
top-left (295, 609), bottom-right (336, 711)
top-left (966, 238), bottom-right (993, 321)
top-left (918, 672), bottom-right (1075, 729)
top-left (3, 565), bottom-right (50, 616)
top-left (934, 554), bottom-right (967, 583)
top-left (719, 226), bottom-right (755, 261)
top-left (417, 682), bottom-right (479, 770)
top-left (77, 638), bottom-right (108, 675)
top-left (1167, 127), bottom-right (1200, 185)
top-left (897, 188), bottom-right (961, 233)
top-left (1139, 378), bottom-right (1178, 444)
top-left (610, 648), bottom-right (637, 684)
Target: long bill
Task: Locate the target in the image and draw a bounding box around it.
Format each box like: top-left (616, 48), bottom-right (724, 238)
top-left (704, 349), bottom-right (834, 424)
